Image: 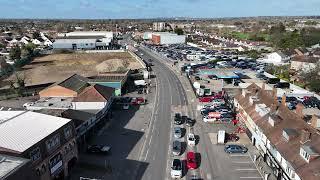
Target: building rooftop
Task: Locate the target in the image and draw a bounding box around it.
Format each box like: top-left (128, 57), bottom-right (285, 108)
top-left (73, 84), bottom-right (114, 102)
top-left (0, 111), bottom-right (71, 153)
top-left (57, 74), bottom-right (89, 93)
top-left (0, 154), bottom-right (29, 179)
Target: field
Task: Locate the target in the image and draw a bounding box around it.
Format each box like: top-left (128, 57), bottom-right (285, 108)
top-left (2, 52), bottom-right (143, 87)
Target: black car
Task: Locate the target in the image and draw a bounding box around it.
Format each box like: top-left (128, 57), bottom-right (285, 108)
top-left (186, 118), bottom-right (195, 127)
top-left (87, 145), bottom-right (111, 154)
top-left (174, 113), bottom-right (182, 125)
top-left (181, 115), bottom-right (188, 124)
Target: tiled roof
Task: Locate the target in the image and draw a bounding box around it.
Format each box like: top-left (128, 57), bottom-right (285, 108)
top-left (235, 84), bottom-right (320, 180)
top-left (73, 84), bottom-right (114, 102)
top-left (61, 109), bottom-right (95, 127)
top-left (292, 56), bottom-right (319, 63)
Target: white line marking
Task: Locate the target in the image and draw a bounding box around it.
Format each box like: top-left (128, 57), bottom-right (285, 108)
top-left (235, 169), bottom-right (259, 171)
top-left (239, 177), bottom-right (263, 179)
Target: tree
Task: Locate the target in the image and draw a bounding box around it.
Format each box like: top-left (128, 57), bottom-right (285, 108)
top-left (9, 45), bottom-right (21, 61)
top-left (32, 31), bottom-right (41, 39)
top-left (174, 28), bottom-right (184, 35)
top-left (309, 80), bottom-right (320, 93)
top-left (270, 22), bottom-right (286, 34)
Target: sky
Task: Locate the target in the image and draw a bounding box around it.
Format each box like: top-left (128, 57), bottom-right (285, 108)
top-left (0, 0), bottom-right (319, 19)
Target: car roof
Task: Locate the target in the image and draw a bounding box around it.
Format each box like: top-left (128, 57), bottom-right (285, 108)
top-left (187, 151), bottom-right (195, 157)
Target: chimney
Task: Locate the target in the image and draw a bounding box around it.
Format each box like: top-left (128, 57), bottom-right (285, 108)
top-left (300, 129), bottom-right (312, 144)
top-left (281, 94), bottom-right (287, 106)
top-left (295, 103), bottom-right (304, 118)
top-left (310, 115), bottom-right (320, 129)
top-left (272, 87), bottom-right (277, 103)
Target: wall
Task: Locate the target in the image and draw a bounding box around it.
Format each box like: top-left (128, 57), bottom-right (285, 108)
top-left (160, 35), bottom-right (186, 45)
top-left (39, 86), bottom-right (77, 98)
top-left (152, 34), bottom-right (161, 44)
top-left (72, 102), bottom-right (107, 110)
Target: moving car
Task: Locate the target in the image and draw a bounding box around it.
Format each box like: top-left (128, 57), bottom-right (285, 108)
top-left (186, 151), bottom-right (197, 169)
top-left (172, 140), bottom-right (182, 156)
top-left (224, 145), bottom-right (248, 154)
top-left (187, 133), bottom-right (196, 146)
top-left (87, 145), bottom-right (111, 154)
top-left (174, 127), bottom-right (182, 138)
top-left (171, 159), bottom-right (183, 179)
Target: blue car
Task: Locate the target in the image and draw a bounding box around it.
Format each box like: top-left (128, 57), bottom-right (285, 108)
top-left (224, 145), bottom-right (248, 154)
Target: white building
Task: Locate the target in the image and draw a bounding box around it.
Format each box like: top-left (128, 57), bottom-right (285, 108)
top-left (153, 22), bottom-right (166, 31)
top-left (259, 51), bottom-right (290, 65)
top-left (152, 32), bottom-right (186, 45)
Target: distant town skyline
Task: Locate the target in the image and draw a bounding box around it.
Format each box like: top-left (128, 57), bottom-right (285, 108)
top-left (0, 0), bottom-right (319, 19)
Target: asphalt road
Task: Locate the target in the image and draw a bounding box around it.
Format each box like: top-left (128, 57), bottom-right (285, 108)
top-left (134, 47), bottom-right (192, 180)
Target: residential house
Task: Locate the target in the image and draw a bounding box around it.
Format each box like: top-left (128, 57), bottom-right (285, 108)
top-left (0, 111), bottom-right (78, 180)
top-left (0, 154), bottom-right (38, 180)
top-left (234, 83), bottom-right (320, 180)
top-left (260, 51), bottom-right (290, 64)
top-left (290, 56), bottom-right (319, 72)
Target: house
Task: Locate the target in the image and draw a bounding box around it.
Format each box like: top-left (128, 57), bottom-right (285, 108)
top-left (260, 51), bottom-right (290, 64)
top-left (32, 38), bottom-right (44, 46)
top-left (290, 56), bottom-right (319, 72)
top-left (234, 84), bottom-right (320, 180)
top-left (0, 110), bottom-right (78, 180)
top-left (39, 74), bottom-right (89, 98)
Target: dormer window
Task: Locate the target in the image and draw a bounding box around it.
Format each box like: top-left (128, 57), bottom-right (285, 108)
top-left (300, 145), bottom-right (319, 163)
top-left (300, 147), bottom-right (311, 162)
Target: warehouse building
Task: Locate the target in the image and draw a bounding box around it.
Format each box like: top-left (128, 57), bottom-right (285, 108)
top-left (53, 31), bottom-right (114, 50)
top-left (151, 32), bottom-right (186, 45)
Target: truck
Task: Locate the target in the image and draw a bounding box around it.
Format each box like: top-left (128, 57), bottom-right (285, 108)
top-left (217, 130), bottom-right (226, 144)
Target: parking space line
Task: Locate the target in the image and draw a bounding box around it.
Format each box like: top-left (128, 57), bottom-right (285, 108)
top-left (235, 169), bottom-right (259, 171)
top-left (239, 177), bottom-right (263, 179)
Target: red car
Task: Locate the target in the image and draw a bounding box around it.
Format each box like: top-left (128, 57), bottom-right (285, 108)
top-left (199, 97), bottom-right (212, 103)
top-left (186, 152), bottom-right (197, 169)
top-left (131, 97), bottom-right (145, 105)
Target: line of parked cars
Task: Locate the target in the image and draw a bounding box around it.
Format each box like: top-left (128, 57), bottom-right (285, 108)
top-left (171, 113), bottom-right (198, 179)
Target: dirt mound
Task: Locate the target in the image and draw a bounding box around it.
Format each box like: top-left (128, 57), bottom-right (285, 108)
top-left (95, 59), bottom-right (129, 72)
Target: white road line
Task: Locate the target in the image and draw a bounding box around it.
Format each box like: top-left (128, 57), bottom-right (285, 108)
top-left (235, 169), bottom-right (259, 171)
top-left (230, 154), bottom-right (250, 157)
top-left (239, 177), bottom-right (263, 179)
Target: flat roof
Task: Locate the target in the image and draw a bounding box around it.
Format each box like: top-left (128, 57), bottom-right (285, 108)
top-left (0, 111), bottom-right (71, 152)
top-left (0, 154), bottom-right (29, 179)
top-left (198, 69), bottom-right (240, 79)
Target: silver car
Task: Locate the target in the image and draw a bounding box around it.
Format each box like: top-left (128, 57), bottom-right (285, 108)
top-left (172, 140), bottom-right (181, 156)
top-left (174, 127), bottom-right (182, 138)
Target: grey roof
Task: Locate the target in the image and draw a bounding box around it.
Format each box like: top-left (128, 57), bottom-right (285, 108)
top-left (61, 109), bottom-right (95, 127)
top-left (56, 36), bottom-right (105, 39)
top-left (276, 51), bottom-right (288, 58)
top-left (58, 74), bottom-right (89, 93)
top-left (53, 38), bottom-right (97, 44)
top-left (0, 154), bottom-right (30, 179)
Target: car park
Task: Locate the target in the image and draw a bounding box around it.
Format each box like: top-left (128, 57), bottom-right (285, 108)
top-left (224, 145), bottom-right (248, 154)
top-left (174, 127), bottom-right (182, 138)
top-left (171, 159), bottom-right (183, 179)
top-left (87, 145), bottom-right (111, 154)
top-left (187, 133), bottom-right (196, 146)
top-left (172, 140), bottom-right (182, 156)
top-left (186, 151), bottom-right (197, 169)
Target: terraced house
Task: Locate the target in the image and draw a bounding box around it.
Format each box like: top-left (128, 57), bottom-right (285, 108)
top-left (234, 83), bottom-right (320, 180)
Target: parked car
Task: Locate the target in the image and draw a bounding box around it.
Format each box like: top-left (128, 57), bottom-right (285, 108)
top-left (199, 97), bottom-right (212, 103)
top-left (187, 133), bottom-right (196, 146)
top-left (174, 127), bottom-right (182, 138)
top-left (174, 113), bottom-right (182, 125)
top-left (226, 133), bottom-right (240, 142)
top-left (224, 145), bottom-right (248, 154)
top-left (186, 118), bottom-right (195, 127)
top-left (172, 140), bottom-right (182, 156)
top-left (123, 104), bottom-right (129, 110)
top-left (186, 151), bottom-right (197, 169)
top-left (203, 116), bottom-right (217, 123)
top-left (181, 115), bottom-right (188, 124)
top-left (171, 159), bottom-right (183, 179)
top-left (87, 145), bottom-right (111, 154)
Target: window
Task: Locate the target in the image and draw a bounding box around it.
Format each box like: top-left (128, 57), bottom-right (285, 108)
top-left (300, 147), bottom-right (310, 162)
top-left (85, 43), bottom-right (88, 46)
top-left (30, 147), bottom-right (41, 161)
top-left (64, 125), bottom-right (72, 139)
top-left (46, 134), bottom-right (60, 152)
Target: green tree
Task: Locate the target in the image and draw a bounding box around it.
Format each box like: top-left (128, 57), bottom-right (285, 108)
top-left (270, 22), bottom-right (286, 34)
top-left (174, 28), bottom-right (184, 35)
top-left (9, 45), bottom-right (21, 61)
top-left (309, 80), bottom-right (320, 93)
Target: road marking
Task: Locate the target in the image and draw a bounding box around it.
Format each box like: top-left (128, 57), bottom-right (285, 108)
top-left (235, 169), bottom-right (259, 171)
top-left (230, 154), bottom-right (250, 157)
top-left (239, 177), bottom-right (263, 179)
